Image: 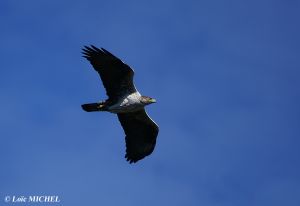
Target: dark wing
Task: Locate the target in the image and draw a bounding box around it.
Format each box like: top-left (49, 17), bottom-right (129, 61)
top-left (82, 45), bottom-right (136, 102)
top-left (117, 109), bottom-right (159, 163)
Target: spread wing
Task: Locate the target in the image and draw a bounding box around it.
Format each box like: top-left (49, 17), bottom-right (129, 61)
top-left (82, 45), bottom-right (136, 102)
top-left (117, 109), bottom-right (159, 163)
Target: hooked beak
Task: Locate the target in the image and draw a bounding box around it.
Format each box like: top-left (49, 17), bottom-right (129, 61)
top-left (150, 98), bottom-right (157, 103)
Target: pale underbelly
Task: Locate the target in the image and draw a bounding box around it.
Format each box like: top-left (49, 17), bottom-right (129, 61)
top-left (107, 103), bottom-right (144, 114)
top-left (107, 92), bottom-right (144, 113)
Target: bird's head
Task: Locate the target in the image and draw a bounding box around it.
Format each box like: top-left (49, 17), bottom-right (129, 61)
top-left (140, 96), bottom-right (157, 105)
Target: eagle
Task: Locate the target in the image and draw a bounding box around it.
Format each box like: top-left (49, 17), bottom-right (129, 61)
top-left (81, 45), bottom-right (159, 163)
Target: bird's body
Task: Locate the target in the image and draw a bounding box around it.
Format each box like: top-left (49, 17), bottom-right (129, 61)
top-left (81, 45), bottom-right (159, 163)
top-left (106, 91), bottom-right (144, 113)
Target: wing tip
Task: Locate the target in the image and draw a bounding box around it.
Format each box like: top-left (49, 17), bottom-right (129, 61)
top-left (125, 154), bottom-right (140, 164)
top-left (81, 45), bottom-right (104, 60)
top-left (81, 45), bottom-right (119, 60)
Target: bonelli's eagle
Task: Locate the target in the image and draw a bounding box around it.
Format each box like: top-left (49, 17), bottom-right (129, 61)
top-left (81, 45), bottom-right (159, 163)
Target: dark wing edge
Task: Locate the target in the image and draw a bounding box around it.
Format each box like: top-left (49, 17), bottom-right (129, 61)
top-left (82, 45), bottom-right (136, 102)
top-left (117, 109), bottom-right (159, 163)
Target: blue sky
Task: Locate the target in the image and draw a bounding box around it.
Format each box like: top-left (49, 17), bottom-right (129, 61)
top-left (1, 0), bottom-right (300, 205)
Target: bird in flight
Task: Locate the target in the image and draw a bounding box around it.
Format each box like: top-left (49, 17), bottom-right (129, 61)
top-left (81, 45), bottom-right (159, 163)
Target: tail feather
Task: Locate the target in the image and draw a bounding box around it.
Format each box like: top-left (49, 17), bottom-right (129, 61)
top-left (81, 102), bottom-right (106, 112)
